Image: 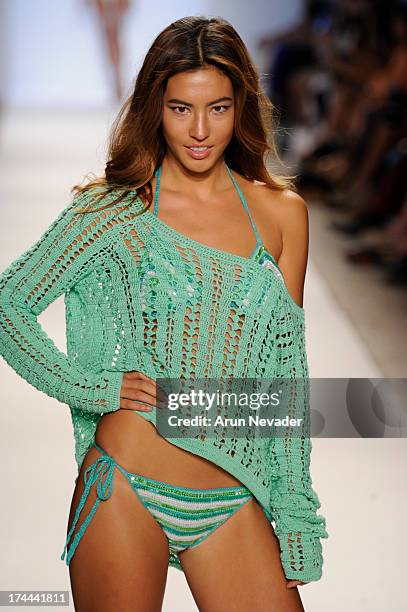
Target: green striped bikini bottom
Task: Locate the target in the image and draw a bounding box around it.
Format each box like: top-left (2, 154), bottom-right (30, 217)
top-left (61, 442), bottom-right (254, 569)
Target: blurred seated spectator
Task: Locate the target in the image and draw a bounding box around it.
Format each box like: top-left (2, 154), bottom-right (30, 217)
top-left (258, 0), bottom-right (335, 126)
top-left (343, 190), bottom-right (407, 285)
top-left (298, 1), bottom-right (407, 212)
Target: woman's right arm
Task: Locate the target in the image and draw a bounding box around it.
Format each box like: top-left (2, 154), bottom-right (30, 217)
top-left (0, 189), bottom-right (125, 414)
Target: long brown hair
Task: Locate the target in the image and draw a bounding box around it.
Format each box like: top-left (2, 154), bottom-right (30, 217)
top-left (73, 15), bottom-right (297, 215)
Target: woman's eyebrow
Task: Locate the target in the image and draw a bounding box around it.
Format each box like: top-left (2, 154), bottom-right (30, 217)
top-left (166, 96), bottom-right (233, 106)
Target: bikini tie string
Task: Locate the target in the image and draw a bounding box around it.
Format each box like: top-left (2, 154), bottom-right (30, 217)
top-left (60, 453), bottom-right (116, 565)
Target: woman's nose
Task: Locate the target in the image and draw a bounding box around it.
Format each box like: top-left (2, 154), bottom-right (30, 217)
top-left (189, 112), bottom-right (209, 140)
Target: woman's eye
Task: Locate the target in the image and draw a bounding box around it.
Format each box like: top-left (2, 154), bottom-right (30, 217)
top-left (212, 105), bottom-right (229, 113)
top-left (172, 106), bottom-right (190, 114)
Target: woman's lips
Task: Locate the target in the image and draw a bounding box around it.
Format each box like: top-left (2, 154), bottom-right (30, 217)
top-left (185, 146), bottom-right (213, 159)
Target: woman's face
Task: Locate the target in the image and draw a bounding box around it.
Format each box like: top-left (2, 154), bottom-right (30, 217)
top-left (161, 66), bottom-right (235, 172)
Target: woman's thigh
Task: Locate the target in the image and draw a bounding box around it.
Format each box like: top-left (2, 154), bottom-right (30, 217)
top-left (67, 446), bottom-right (169, 612)
top-left (178, 497), bottom-right (305, 612)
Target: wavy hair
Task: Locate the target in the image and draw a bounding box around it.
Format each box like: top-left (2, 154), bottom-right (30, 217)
top-left (73, 15), bottom-right (297, 215)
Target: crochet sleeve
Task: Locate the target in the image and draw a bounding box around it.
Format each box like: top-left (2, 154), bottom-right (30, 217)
top-left (268, 310), bottom-right (328, 583)
top-left (0, 189), bottom-right (124, 414)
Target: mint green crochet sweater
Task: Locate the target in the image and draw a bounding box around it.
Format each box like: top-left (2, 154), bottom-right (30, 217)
top-left (0, 186), bottom-right (328, 582)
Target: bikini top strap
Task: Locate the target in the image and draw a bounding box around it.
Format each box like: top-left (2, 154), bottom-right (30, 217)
top-left (153, 166), bottom-right (161, 216)
top-left (154, 163), bottom-right (262, 249)
top-left (224, 163), bottom-right (262, 247)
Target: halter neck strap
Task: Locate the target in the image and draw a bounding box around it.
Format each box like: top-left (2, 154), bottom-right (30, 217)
top-left (153, 162), bottom-right (262, 247)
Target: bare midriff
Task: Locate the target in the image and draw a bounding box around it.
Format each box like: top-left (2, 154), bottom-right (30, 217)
top-left (95, 409), bottom-right (244, 489)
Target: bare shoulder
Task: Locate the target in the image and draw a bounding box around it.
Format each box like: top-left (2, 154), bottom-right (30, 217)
top-left (235, 172), bottom-right (309, 243)
top-left (245, 182), bottom-right (309, 308)
top-left (251, 183), bottom-right (308, 232)
top-left (274, 187), bottom-right (308, 212)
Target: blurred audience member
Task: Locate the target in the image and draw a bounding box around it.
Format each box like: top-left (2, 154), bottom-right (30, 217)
top-left (260, 0), bottom-right (407, 284)
top-left (259, 0), bottom-right (335, 126)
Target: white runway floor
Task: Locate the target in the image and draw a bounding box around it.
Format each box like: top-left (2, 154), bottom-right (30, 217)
top-left (0, 109), bottom-right (405, 611)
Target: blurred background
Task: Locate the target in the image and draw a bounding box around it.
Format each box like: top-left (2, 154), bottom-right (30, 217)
top-left (0, 1), bottom-right (406, 611)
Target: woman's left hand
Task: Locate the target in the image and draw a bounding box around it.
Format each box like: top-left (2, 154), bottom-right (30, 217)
top-left (286, 580), bottom-right (307, 588)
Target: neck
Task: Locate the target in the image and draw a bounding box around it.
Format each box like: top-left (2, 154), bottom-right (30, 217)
top-left (158, 154), bottom-right (232, 199)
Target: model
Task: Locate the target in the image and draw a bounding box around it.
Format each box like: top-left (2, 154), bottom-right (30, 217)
top-left (0, 16), bottom-right (328, 612)
top-left (85, 0), bottom-right (131, 101)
